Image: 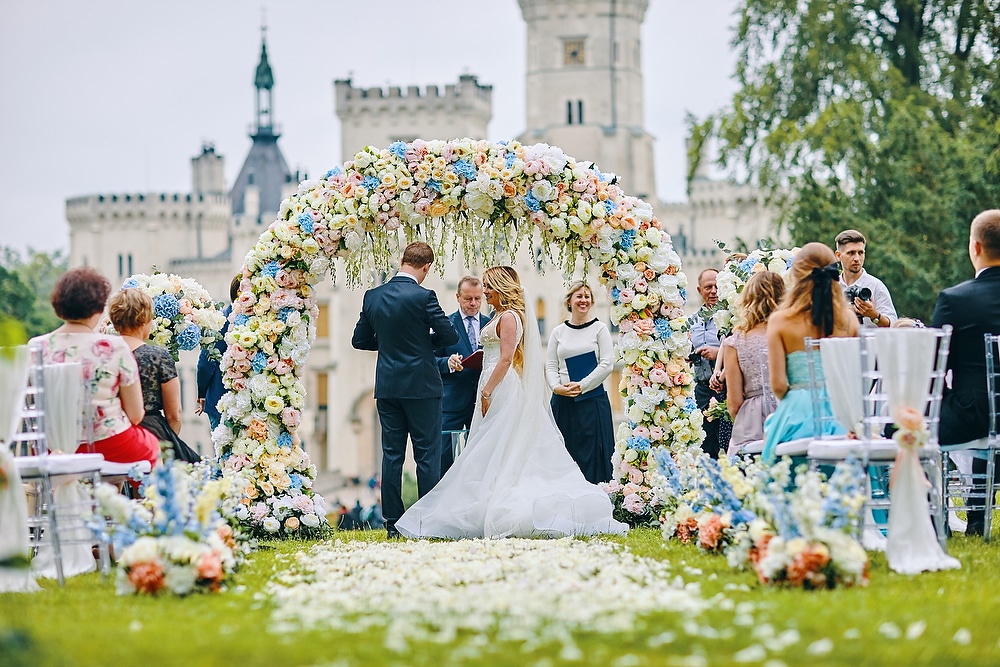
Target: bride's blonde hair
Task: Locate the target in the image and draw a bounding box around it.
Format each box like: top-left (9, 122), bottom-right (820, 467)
top-left (483, 265), bottom-right (526, 374)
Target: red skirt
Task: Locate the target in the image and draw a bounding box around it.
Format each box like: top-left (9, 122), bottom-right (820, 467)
top-left (77, 424), bottom-right (159, 467)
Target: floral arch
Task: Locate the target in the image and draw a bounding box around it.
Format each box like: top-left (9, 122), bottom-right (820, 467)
top-left (213, 138), bottom-right (705, 537)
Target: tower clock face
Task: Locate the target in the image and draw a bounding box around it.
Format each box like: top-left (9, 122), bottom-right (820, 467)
top-left (563, 40), bottom-right (585, 65)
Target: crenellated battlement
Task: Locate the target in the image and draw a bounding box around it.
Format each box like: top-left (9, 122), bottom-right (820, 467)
top-left (335, 74), bottom-right (492, 115)
top-left (65, 192), bottom-right (231, 227)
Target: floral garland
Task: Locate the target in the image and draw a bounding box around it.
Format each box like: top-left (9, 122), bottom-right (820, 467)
top-left (92, 461), bottom-right (252, 596)
top-left (214, 138), bottom-right (702, 534)
top-left (118, 272), bottom-right (227, 362)
top-left (710, 244), bottom-right (798, 337)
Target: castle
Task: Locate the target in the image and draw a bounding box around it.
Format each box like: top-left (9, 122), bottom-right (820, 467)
top-left (66, 0), bottom-right (774, 483)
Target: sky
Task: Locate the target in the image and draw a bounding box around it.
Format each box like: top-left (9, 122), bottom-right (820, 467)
top-left (0, 0), bottom-right (740, 256)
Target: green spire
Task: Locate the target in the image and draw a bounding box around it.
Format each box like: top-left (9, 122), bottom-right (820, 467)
top-left (255, 40), bottom-right (273, 91)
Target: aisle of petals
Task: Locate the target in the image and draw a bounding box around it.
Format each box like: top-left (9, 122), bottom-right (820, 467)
top-left (268, 538), bottom-right (712, 645)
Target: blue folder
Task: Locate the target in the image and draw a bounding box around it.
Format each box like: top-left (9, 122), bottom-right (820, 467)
top-left (564, 351), bottom-right (606, 402)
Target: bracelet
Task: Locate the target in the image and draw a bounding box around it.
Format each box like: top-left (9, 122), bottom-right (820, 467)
top-left (481, 391), bottom-right (492, 400)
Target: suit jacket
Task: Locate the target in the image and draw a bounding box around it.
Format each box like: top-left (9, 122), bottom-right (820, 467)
top-left (435, 310), bottom-right (491, 415)
top-left (196, 303), bottom-right (232, 423)
top-left (352, 275), bottom-right (459, 399)
top-left (931, 265), bottom-right (1000, 444)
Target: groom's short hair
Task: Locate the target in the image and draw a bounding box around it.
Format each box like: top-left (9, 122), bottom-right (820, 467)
top-left (401, 241), bottom-right (434, 268)
top-left (972, 209), bottom-right (1000, 260)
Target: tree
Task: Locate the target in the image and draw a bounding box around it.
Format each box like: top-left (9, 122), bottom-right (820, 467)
top-left (0, 248), bottom-right (67, 337)
top-left (704, 0), bottom-right (1000, 320)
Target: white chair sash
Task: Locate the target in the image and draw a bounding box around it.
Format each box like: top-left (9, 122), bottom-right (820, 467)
top-left (820, 337), bottom-right (863, 434)
top-left (42, 363), bottom-right (83, 453)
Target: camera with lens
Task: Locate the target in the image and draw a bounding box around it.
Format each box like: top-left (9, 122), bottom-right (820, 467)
top-left (843, 285), bottom-right (872, 322)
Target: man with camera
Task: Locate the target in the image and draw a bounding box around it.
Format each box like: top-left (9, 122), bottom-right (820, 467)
top-left (688, 268), bottom-right (724, 458)
top-left (835, 229), bottom-right (897, 327)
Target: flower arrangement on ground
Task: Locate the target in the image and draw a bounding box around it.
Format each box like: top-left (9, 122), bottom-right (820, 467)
top-left (218, 138), bottom-right (702, 531)
top-left (92, 460), bottom-right (252, 596)
top-left (118, 271), bottom-right (227, 362)
top-left (710, 243), bottom-right (798, 337)
top-left (725, 458), bottom-right (870, 589)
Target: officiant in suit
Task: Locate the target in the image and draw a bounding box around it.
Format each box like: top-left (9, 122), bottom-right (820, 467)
top-left (352, 242), bottom-right (459, 538)
top-left (435, 276), bottom-right (490, 473)
top-left (932, 209), bottom-right (1000, 535)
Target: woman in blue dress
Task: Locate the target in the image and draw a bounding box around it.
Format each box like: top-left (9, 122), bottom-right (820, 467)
top-left (762, 242), bottom-right (858, 463)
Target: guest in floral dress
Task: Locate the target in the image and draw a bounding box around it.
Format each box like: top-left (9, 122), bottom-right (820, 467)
top-left (108, 289), bottom-right (200, 463)
top-left (30, 267), bottom-right (158, 467)
top-left (724, 271), bottom-right (785, 455)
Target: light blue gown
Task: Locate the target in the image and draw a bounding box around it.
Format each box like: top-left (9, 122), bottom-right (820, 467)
top-left (761, 350), bottom-right (844, 463)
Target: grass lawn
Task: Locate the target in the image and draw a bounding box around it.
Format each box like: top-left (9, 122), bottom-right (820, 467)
top-left (2, 528), bottom-right (999, 666)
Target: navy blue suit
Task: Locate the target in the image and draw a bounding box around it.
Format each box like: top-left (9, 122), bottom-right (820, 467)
top-left (351, 274), bottom-right (459, 531)
top-left (932, 265), bottom-right (1000, 533)
top-left (435, 310), bottom-right (490, 472)
top-left (196, 304), bottom-right (231, 430)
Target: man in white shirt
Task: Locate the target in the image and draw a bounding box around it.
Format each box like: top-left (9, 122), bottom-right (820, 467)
top-left (835, 229), bottom-right (897, 327)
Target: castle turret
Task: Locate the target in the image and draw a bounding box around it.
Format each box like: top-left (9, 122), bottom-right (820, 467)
top-left (191, 143), bottom-right (226, 195)
top-left (334, 74), bottom-right (493, 163)
top-left (518, 0), bottom-right (656, 200)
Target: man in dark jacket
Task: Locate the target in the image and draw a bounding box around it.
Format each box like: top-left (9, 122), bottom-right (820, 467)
top-left (196, 274), bottom-right (242, 431)
top-left (932, 209), bottom-right (1000, 535)
top-left (352, 242), bottom-right (459, 538)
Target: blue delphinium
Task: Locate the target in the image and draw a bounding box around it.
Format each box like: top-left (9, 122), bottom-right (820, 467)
top-left (325, 166), bottom-right (343, 178)
top-left (453, 159), bottom-right (476, 180)
top-left (680, 288), bottom-right (687, 303)
top-left (612, 287), bottom-right (621, 300)
top-left (683, 397), bottom-right (698, 414)
top-left (153, 294), bottom-right (180, 320)
top-left (604, 198), bottom-right (618, 213)
top-left (427, 178), bottom-right (442, 193)
top-left (297, 212), bottom-right (314, 235)
top-left (524, 191), bottom-right (541, 212)
top-left (619, 229), bottom-right (636, 250)
top-left (388, 141), bottom-right (407, 160)
top-left (252, 351), bottom-right (268, 373)
top-left (505, 153), bottom-right (516, 168)
top-left (262, 261), bottom-right (280, 278)
top-left (177, 323), bottom-right (202, 351)
top-left (652, 447), bottom-right (684, 497)
top-left (361, 175), bottom-right (380, 191)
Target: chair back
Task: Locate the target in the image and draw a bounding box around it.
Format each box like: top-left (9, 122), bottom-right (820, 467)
top-left (987, 333), bottom-right (1000, 442)
top-left (758, 345), bottom-right (778, 419)
top-left (804, 337), bottom-right (839, 439)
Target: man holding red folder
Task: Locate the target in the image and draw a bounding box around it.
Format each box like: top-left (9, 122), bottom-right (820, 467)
top-left (435, 276), bottom-right (491, 473)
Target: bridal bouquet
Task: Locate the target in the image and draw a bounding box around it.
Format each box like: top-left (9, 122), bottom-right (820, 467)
top-left (118, 271), bottom-right (227, 362)
top-left (92, 460), bottom-right (252, 596)
top-left (710, 242), bottom-right (798, 337)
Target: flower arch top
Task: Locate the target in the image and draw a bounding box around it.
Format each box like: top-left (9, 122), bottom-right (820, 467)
top-left (214, 138), bottom-right (703, 536)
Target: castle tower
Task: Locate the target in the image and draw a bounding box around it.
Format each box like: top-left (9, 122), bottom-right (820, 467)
top-left (191, 142), bottom-right (226, 195)
top-left (517, 0), bottom-right (656, 200)
top-left (230, 28), bottom-right (293, 220)
top-left (334, 74), bottom-right (493, 163)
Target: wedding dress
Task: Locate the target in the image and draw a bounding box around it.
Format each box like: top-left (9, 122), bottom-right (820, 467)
top-left (396, 303), bottom-right (628, 539)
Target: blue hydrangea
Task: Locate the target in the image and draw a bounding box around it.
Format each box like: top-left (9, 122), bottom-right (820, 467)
top-left (683, 397), bottom-right (698, 414)
top-left (524, 191), bottom-right (541, 212)
top-left (297, 212), bottom-right (314, 235)
top-left (612, 287), bottom-right (621, 300)
top-left (786, 257), bottom-right (794, 270)
top-left (177, 324), bottom-right (201, 351)
top-left (738, 257), bottom-right (758, 273)
top-left (234, 314), bottom-right (249, 327)
top-left (277, 431), bottom-right (293, 449)
top-left (629, 436), bottom-right (651, 452)
top-left (452, 159), bottom-right (476, 180)
top-left (121, 278), bottom-right (139, 289)
top-left (498, 140), bottom-right (508, 146)
top-left (654, 318), bottom-right (671, 337)
top-left (680, 288), bottom-right (687, 303)
top-left (427, 178), bottom-right (442, 193)
top-left (277, 307), bottom-right (295, 323)
top-left (289, 473), bottom-right (304, 490)
top-left (505, 153), bottom-right (516, 168)
top-left (619, 229), bottom-right (636, 251)
top-left (388, 141), bottom-right (407, 160)
top-left (361, 175), bottom-right (380, 191)
top-left (252, 351), bottom-right (268, 373)
top-left (598, 171), bottom-right (608, 182)
top-left (262, 261), bottom-right (280, 278)
top-left (605, 198), bottom-right (618, 213)
top-left (325, 166), bottom-right (342, 178)
top-left (153, 294), bottom-right (180, 320)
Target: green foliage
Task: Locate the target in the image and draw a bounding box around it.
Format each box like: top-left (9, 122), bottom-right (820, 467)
top-left (1, 531), bottom-right (999, 666)
top-left (712, 0), bottom-right (1000, 320)
top-left (0, 247), bottom-right (67, 336)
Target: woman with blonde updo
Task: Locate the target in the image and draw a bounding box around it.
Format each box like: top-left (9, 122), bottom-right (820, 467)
top-left (397, 266), bottom-right (627, 540)
top-left (761, 243), bottom-right (858, 463)
top-left (108, 289), bottom-right (200, 462)
top-left (724, 271), bottom-right (785, 455)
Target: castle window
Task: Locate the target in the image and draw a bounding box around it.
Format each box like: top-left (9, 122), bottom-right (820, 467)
top-left (316, 303), bottom-right (330, 339)
top-left (563, 39), bottom-right (585, 66)
top-left (566, 101), bottom-right (574, 125)
top-left (117, 254), bottom-right (123, 278)
top-left (536, 297), bottom-right (546, 337)
top-left (567, 100), bottom-right (585, 125)
top-left (578, 100), bottom-right (584, 124)
top-left (127, 254), bottom-right (133, 276)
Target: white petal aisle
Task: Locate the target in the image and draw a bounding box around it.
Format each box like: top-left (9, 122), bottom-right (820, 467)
top-left (268, 538), bottom-right (709, 644)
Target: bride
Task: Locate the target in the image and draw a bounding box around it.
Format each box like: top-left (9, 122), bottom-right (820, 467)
top-left (396, 266), bottom-right (628, 539)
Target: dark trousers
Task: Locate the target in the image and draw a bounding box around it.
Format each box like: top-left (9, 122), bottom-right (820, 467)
top-left (440, 404), bottom-right (475, 474)
top-left (695, 381), bottom-right (724, 459)
top-left (377, 397), bottom-right (442, 529)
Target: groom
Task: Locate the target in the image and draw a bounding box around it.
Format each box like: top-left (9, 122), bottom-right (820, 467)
top-left (351, 241), bottom-right (459, 538)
